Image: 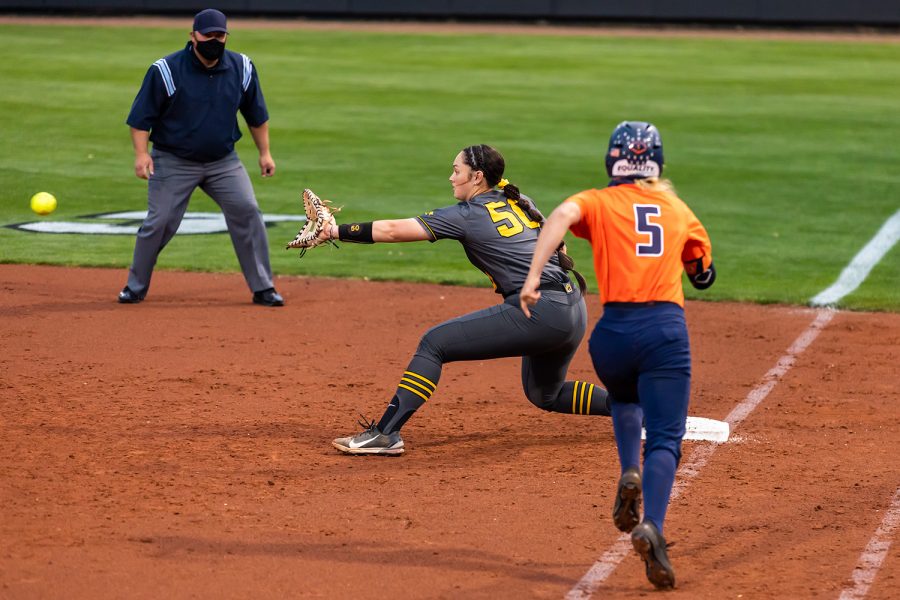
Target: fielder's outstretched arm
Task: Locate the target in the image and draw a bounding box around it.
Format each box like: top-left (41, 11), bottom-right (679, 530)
top-left (325, 218), bottom-right (431, 244)
top-left (520, 201), bottom-right (583, 318)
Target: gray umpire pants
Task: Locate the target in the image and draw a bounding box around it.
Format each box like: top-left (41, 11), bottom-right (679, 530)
top-left (126, 149), bottom-right (274, 297)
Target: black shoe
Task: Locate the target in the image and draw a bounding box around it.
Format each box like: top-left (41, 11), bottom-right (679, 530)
top-left (631, 521), bottom-right (676, 589)
top-left (117, 286), bottom-right (144, 304)
top-left (252, 288), bottom-right (284, 307)
top-left (613, 467), bottom-right (642, 533)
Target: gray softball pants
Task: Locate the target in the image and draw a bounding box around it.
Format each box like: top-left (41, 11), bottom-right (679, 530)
top-left (377, 288), bottom-right (611, 434)
top-left (125, 149), bottom-right (274, 297)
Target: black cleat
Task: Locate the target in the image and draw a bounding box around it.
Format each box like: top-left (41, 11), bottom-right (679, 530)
top-left (117, 286), bottom-right (144, 304)
top-left (252, 288), bottom-right (284, 307)
top-left (613, 467), bottom-right (642, 533)
top-left (631, 521), bottom-right (676, 589)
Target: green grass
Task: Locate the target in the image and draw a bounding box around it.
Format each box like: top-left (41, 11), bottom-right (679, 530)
top-left (1, 23), bottom-right (898, 310)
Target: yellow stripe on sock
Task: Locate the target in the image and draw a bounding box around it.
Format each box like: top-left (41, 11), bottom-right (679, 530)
top-left (572, 381), bottom-right (580, 414)
top-left (403, 370), bottom-right (436, 391)
top-left (398, 383), bottom-right (430, 402)
top-left (400, 377), bottom-right (433, 396)
top-left (586, 384), bottom-right (594, 415)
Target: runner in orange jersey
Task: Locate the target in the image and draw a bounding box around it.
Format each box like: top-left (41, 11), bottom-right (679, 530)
top-left (520, 122), bottom-right (715, 590)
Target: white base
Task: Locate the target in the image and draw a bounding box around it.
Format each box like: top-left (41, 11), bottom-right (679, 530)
top-left (641, 416), bottom-right (730, 443)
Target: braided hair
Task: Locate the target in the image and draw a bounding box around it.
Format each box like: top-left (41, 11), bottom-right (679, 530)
top-left (461, 144), bottom-right (587, 295)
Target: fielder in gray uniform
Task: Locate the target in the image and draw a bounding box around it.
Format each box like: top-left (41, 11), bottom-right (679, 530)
top-left (119, 8), bottom-right (283, 307)
top-left (311, 144), bottom-right (612, 455)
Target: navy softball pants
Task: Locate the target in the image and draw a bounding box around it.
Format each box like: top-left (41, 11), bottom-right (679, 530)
top-left (588, 302), bottom-right (691, 534)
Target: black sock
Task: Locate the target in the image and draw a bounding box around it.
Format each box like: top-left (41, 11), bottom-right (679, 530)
top-left (377, 362), bottom-right (440, 434)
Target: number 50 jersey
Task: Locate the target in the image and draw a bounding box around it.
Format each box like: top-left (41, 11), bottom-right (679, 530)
top-left (566, 183), bottom-right (713, 307)
top-left (416, 189), bottom-right (570, 297)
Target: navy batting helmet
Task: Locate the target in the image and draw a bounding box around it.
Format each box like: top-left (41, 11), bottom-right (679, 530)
top-left (605, 121), bottom-right (664, 179)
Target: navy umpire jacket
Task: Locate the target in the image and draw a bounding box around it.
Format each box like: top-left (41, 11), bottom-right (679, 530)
top-left (126, 42), bottom-right (269, 163)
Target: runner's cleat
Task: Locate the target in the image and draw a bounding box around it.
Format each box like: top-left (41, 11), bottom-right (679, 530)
top-left (332, 417), bottom-right (405, 456)
top-left (631, 521), bottom-right (676, 589)
top-left (612, 467), bottom-right (642, 533)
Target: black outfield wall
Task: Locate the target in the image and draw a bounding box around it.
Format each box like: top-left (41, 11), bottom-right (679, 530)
top-left (1, 1), bottom-right (899, 26)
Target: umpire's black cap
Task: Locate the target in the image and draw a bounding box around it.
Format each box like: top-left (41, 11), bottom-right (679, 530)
top-left (193, 9), bottom-right (228, 34)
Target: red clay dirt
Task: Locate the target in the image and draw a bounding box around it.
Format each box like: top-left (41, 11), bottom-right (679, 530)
top-left (1, 264), bottom-right (898, 599)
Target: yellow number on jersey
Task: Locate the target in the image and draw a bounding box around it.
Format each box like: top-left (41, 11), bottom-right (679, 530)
top-left (509, 200), bottom-right (541, 229)
top-left (485, 200), bottom-right (540, 238)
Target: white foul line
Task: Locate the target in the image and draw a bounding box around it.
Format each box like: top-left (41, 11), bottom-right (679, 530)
top-left (811, 208), bottom-right (900, 307)
top-left (564, 309), bottom-right (835, 600)
top-left (723, 309), bottom-right (835, 426)
top-left (838, 486), bottom-right (900, 600)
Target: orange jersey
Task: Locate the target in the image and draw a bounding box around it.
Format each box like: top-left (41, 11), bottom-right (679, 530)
top-left (566, 183), bottom-right (712, 307)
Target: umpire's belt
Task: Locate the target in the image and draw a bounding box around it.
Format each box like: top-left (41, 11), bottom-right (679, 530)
top-left (505, 280), bottom-right (574, 299)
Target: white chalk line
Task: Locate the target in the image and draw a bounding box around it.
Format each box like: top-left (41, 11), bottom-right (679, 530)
top-left (811, 208), bottom-right (900, 307)
top-left (565, 308), bottom-right (835, 599)
top-left (807, 209), bottom-right (900, 599)
top-left (724, 309), bottom-right (836, 426)
top-left (838, 485), bottom-right (900, 600)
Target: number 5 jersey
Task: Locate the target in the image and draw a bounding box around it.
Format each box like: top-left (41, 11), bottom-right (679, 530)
top-left (565, 182), bottom-right (713, 307)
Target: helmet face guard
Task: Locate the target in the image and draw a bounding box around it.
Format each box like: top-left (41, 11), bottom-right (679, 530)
top-left (605, 121), bottom-right (664, 179)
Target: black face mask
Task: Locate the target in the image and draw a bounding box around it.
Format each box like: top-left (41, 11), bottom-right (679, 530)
top-left (195, 38), bottom-right (225, 61)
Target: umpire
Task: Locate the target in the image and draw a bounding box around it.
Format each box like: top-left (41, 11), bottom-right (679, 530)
top-left (119, 8), bottom-right (284, 307)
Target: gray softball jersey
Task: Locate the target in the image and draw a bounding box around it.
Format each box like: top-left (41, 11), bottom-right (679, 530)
top-left (416, 190), bottom-right (570, 297)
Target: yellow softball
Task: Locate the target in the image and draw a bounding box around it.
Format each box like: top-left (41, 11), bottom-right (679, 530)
top-left (30, 192), bottom-right (57, 216)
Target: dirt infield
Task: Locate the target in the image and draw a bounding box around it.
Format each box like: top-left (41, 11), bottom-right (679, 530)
top-left (1, 264), bottom-right (898, 598)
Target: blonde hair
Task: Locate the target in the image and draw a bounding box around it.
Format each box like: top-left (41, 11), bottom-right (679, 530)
top-left (634, 177), bottom-right (677, 195)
